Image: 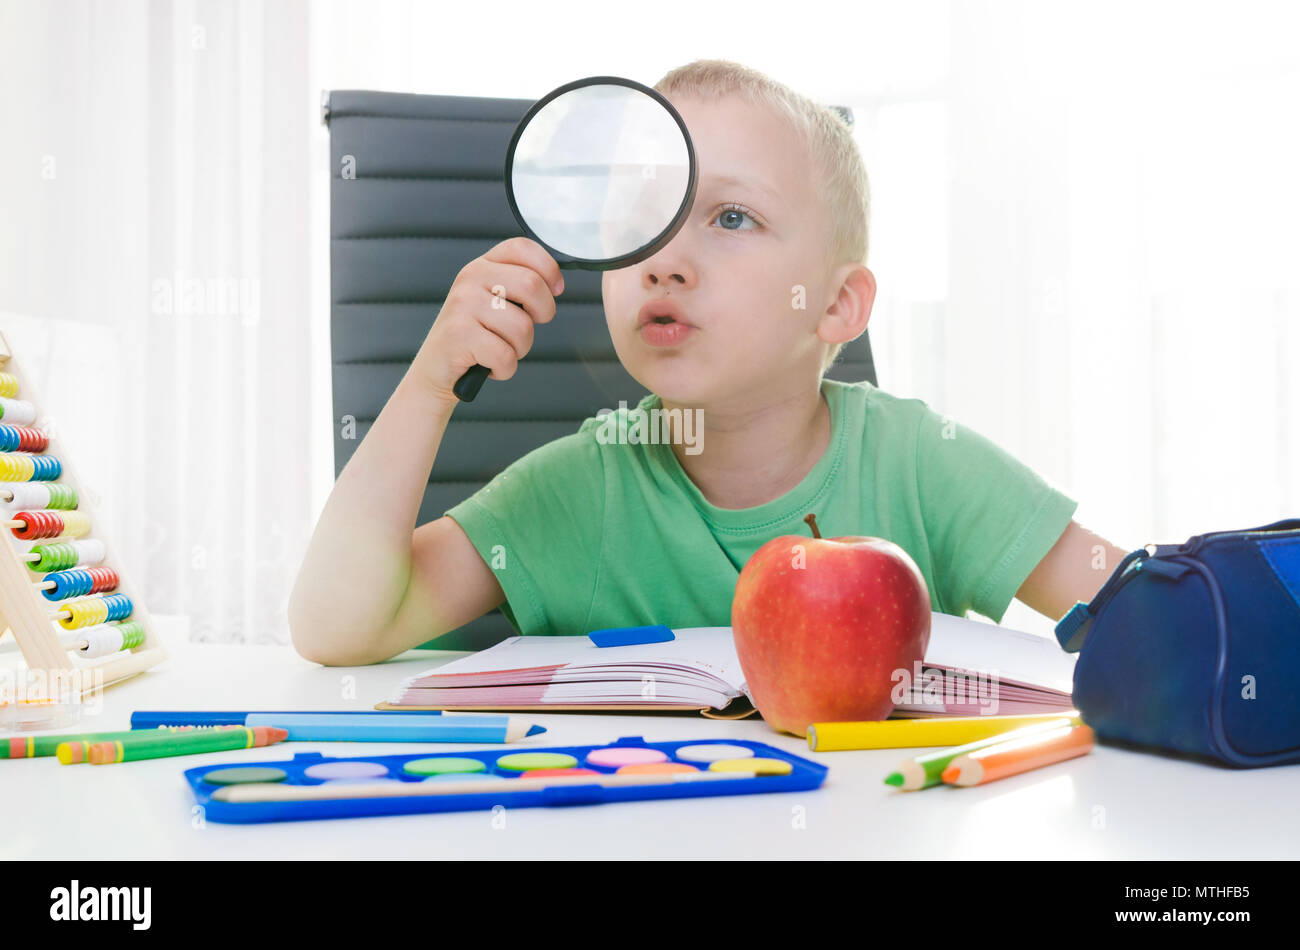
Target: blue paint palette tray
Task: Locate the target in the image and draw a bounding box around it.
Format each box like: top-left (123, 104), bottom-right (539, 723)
top-left (184, 735), bottom-right (829, 823)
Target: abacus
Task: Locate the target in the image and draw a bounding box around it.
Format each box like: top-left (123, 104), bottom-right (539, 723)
top-left (0, 329), bottom-right (165, 697)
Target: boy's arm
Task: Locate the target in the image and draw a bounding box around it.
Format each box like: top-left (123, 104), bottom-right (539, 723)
top-left (1014, 520), bottom-right (1128, 621)
top-left (288, 374), bottom-right (466, 667)
top-left (289, 237), bottom-right (562, 666)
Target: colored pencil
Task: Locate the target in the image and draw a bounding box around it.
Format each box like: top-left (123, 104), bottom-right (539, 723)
top-left (212, 769), bottom-right (759, 803)
top-left (6, 724), bottom-right (242, 761)
top-left (808, 711), bottom-right (1082, 751)
top-left (56, 726), bottom-right (288, 765)
top-left (883, 716), bottom-right (1082, 790)
top-left (941, 723), bottom-right (1096, 786)
top-left (241, 713), bottom-right (544, 743)
top-left (130, 710), bottom-right (471, 729)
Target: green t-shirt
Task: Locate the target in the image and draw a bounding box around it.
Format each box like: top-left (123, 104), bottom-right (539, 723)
top-left (444, 378), bottom-right (1077, 637)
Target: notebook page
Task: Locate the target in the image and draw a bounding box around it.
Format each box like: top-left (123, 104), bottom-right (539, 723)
top-left (401, 616), bottom-right (1072, 698)
top-left (396, 680), bottom-right (738, 707)
top-left (920, 613), bottom-right (1076, 694)
top-left (406, 627), bottom-right (744, 689)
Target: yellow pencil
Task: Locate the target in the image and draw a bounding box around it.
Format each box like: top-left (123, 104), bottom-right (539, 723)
top-left (807, 711), bottom-right (1082, 751)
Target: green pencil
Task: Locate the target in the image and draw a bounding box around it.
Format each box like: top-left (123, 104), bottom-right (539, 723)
top-left (884, 715), bottom-right (1082, 791)
top-left (56, 725), bottom-right (288, 765)
top-left (3, 725), bottom-right (242, 761)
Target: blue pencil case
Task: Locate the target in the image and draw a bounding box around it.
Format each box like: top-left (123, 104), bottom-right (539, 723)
top-left (184, 736), bottom-right (829, 823)
top-left (1055, 518), bottom-right (1300, 767)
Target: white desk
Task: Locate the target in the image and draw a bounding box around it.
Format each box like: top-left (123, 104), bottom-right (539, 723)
top-left (3, 637), bottom-right (1296, 860)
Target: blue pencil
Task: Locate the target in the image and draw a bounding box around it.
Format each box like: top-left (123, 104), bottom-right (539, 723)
top-left (243, 713), bottom-right (544, 743)
top-left (132, 710), bottom-right (454, 728)
top-left (135, 712), bottom-right (506, 732)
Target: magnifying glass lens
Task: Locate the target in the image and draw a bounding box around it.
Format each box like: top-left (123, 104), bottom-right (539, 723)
top-left (511, 83), bottom-right (691, 262)
top-left (453, 77), bottom-right (696, 402)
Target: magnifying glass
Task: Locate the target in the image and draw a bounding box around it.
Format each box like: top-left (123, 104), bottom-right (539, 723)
top-left (451, 75), bottom-right (698, 402)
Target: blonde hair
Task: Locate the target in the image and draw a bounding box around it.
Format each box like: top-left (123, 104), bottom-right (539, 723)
top-left (653, 59), bottom-right (871, 375)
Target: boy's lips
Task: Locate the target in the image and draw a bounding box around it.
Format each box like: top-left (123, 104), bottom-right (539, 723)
top-left (637, 298), bottom-right (693, 329)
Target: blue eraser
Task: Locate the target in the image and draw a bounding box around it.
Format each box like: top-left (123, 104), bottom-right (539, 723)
top-left (588, 625), bottom-right (675, 647)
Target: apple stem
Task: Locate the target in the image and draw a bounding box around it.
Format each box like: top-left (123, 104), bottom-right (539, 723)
top-left (804, 513), bottom-right (822, 539)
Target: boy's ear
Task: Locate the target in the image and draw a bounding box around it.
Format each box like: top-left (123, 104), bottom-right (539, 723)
top-left (817, 264), bottom-right (876, 346)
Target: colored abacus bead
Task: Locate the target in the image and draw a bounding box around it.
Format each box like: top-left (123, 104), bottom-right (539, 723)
top-left (46, 483), bottom-right (78, 508)
top-left (102, 592), bottom-right (132, 621)
top-left (27, 542), bottom-right (78, 572)
top-left (10, 509), bottom-right (91, 540)
top-left (57, 510), bottom-right (91, 537)
top-left (0, 425), bottom-right (47, 452)
top-left (27, 539), bottom-right (107, 572)
top-left (75, 621), bottom-right (146, 658)
top-left (42, 566), bottom-right (120, 601)
top-left (57, 592), bottom-right (133, 629)
top-left (0, 372), bottom-right (18, 398)
top-left (59, 598), bottom-right (107, 629)
top-left (29, 455), bottom-right (61, 480)
top-left (0, 454), bottom-right (61, 481)
top-left (0, 396), bottom-right (36, 425)
top-left (12, 510), bottom-right (61, 539)
top-left (0, 454), bottom-right (35, 481)
top-left (2, 482), bottom-right (78, 510)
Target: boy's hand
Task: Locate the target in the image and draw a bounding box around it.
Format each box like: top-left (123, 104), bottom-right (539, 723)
top-left (412, 236), bottom-right (565, 406)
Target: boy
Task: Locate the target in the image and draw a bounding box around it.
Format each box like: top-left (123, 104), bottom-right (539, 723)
top-left (289, 60), bottom-right (1126, 667)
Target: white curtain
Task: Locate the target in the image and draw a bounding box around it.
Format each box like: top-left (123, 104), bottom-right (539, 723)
top-left (4, 0), bottom-right (1296, 644)
top-left (0, 0), bottom-right (314, 644)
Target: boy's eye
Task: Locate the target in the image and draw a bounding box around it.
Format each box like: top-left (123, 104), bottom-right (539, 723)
top-left (712, 204), bottom-right (761, 231)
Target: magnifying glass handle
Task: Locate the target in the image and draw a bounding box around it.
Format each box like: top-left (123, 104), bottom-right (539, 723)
top-left (453, 364), bottom-right (491, 402)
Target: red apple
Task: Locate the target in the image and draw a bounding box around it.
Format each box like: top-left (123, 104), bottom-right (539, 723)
top-left (731, 513), bottom-right (931, 735)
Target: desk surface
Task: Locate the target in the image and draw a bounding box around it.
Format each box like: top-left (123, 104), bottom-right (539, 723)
top-left (2, 640), bottom-right (1296, 860)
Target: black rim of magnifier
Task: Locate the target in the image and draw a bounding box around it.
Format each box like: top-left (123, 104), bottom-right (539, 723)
top-left (503, 75), bottom-right (698, 271)
top-left (453, 77), bottom-right (696, 402)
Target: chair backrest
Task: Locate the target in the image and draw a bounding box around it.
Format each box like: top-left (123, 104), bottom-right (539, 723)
top-left (324, 89), bottom-right (877, 650)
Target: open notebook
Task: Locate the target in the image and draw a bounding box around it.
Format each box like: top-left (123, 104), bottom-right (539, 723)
top-left (377, 613), bottom-right (1077, 720)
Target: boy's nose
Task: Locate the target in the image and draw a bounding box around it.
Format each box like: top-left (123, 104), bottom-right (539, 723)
top-left (648, 271), bottom-right (688, 286)
top-left (638, 217), bottom-right (700, 289)
top-left (642, 248), bottom-right (696, 289)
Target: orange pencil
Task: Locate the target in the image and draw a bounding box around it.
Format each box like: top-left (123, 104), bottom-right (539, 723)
top-left (941, 723), bottom-right (1095, 786)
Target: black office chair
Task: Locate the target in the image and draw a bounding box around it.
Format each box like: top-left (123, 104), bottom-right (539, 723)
top-left (323, 89), bottom-right (877, 650)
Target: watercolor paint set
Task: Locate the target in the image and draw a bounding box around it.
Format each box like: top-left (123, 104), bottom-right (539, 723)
top-left (184, 735), bottom-right (829, 823)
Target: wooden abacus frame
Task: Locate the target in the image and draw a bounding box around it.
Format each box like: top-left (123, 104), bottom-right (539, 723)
top-left (0, 328), bottom-right (166, 695)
